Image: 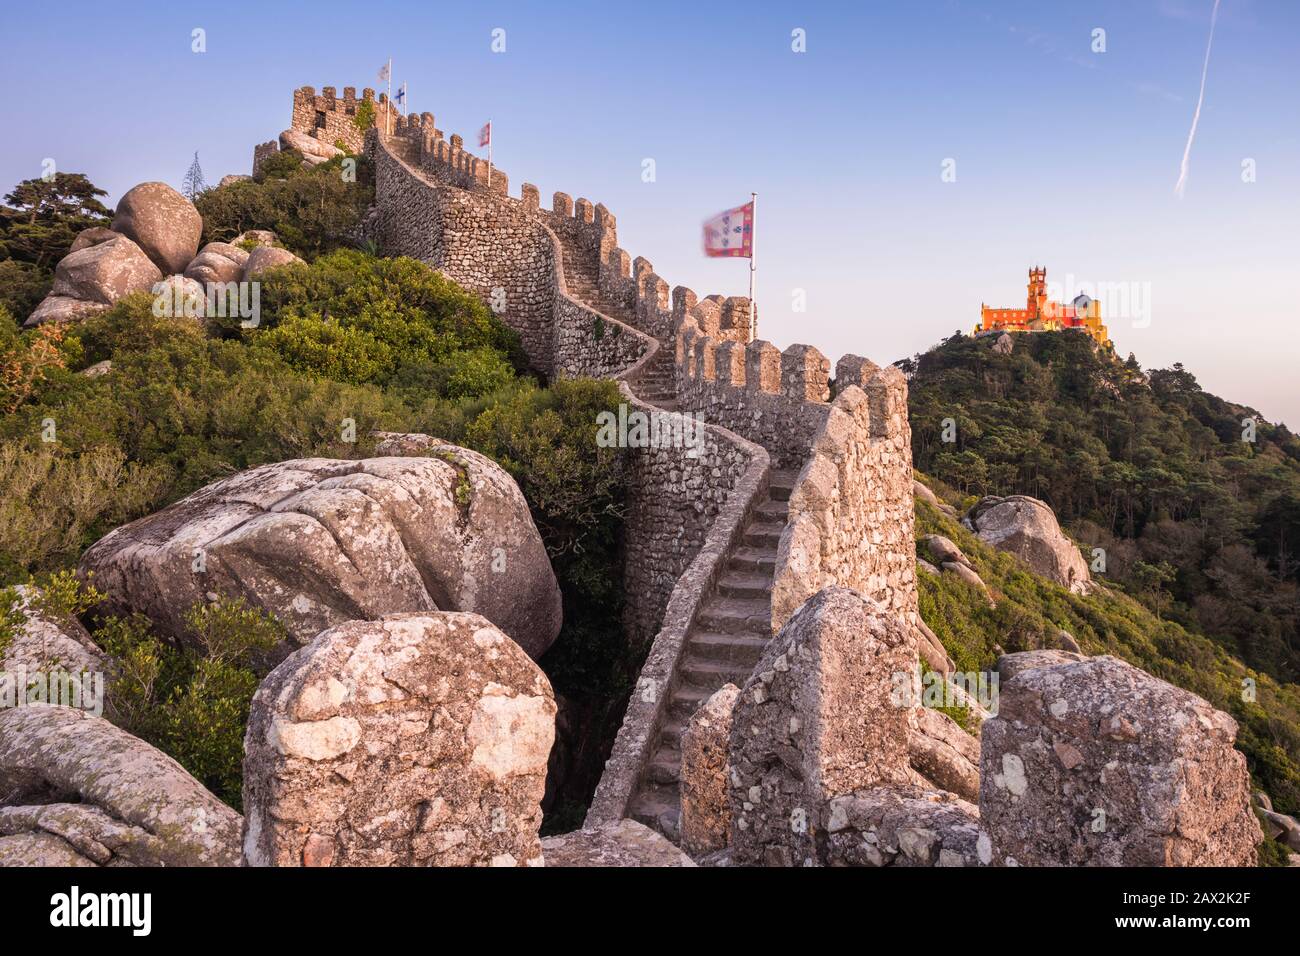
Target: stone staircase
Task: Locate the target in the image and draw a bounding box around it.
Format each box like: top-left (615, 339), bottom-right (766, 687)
top-left (553, 220), bottom-right (800, 841)
top-left (555, 238), bottom-right (681, 411)
top-left (625, 468), bottom-right (799, 838)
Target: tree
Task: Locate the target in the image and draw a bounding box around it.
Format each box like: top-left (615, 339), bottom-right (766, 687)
top-left (0, 173), bottom-right (111, 269)
top-left (182, 152), bottom-right (208, 201)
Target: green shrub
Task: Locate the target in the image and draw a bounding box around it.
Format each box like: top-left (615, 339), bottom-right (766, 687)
top-left (96, 597), bottom-right (285, 809)
top-left (245, 250), bottom-right (524, 391)
top-left (0, 260), bottom-right (53, 324)
top-left (195, 155), bottom-right (373, 258)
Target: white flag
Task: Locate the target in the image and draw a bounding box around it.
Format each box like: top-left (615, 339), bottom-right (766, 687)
top-left (377, 61), bottom-right (390, 83)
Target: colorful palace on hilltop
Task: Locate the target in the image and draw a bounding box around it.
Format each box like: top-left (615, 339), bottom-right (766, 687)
top-left (975, 267), bottom-right (1110, 346)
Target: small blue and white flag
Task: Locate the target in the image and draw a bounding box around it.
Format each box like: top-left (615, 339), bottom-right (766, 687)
top-left (395, 82), bottom-right (406, 107)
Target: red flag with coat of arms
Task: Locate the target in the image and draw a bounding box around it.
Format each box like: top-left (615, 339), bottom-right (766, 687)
top-left (702, 201), bottom-right (754, 258)
top-left (479, 122), bottom-right (491, 147)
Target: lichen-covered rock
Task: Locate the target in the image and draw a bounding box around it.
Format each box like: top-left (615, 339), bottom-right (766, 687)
top-left (67, 226), bottom-right (119, 255)
top-left (80, 453), bottom-right (562, 660)
top-left (922, 534), bottom-right (968, 568)
top-left (728, 587), bottom-right (916, 866)
top-left (909, 706), bottom-right (980, 802)
top-left (242, 244), bottom-right (304, 279)
top-left (0, 705), bottom-right (241, 866)
top-left (995, 649), bottom-right (1084, 684)
top-left (372, 431), bottom-right (442, 456)
top-left (49, 233), bottom-right (162, 306)
top-left (680, 683), bottom-right (738, 857)
top-left (111, 182), bottom-right (203, 275)
top-left (980, 653), bottom-right (1262, 866)
top-left (229, 229), bottom-right (277, 249)
top-left (541, 819), bottom-right (695, 867)
top-left (151, 274), bottom-right (207, 318)
top-left (916, 618), bottom-right (954, 677)
top-left (184, 241), bottom-right (248, 285)
top-left (242, 612), bottom-right (555, 867)
top-left (967, 495), bottom-right (1092, 594)
top-left (23, 295), bottom-right (104, 328)
top-left (279, 128), bottom-right (345, 165)
top-left (825, 787), bottom-right (984, 867)
top-left (1, 585), bottom-right (108, 680)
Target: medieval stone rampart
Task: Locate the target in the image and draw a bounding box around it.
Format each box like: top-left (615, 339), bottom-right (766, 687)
top-left (771, 362), bottom-right (918, 632)
top-left (342, 86), bottom-right (912, 830)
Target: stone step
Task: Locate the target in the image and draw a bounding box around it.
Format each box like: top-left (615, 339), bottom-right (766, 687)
top-left (687, 630), bottom-right (769, 667)
top-left (696, 596), bottom-right (770, 634)
top-left (628, 784), bottom-right (680, 833)
top-left (656, 718), bottom-right (685, 751)
top-left (756, 499), bottom-right (790, 520)
top-left (743, 520), bottom-right (785, 548)
top-left (645, 747), bottom-right (682, 785)
top-left (717, 572), bottom-right (773, 599)
top-left (667, 684), bottom-right (712, 722)
top-left (729, 547), bottom-right (776, 574)
top-left (678, 653), bottom-right (755, 690)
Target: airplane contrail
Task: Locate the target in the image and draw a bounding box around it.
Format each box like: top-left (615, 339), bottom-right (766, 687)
top-left (1175, 0), bottom-right (1222, 199)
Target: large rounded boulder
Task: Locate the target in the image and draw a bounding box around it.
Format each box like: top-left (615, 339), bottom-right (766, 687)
top-left (184, 241), bottom-right (248, 285)
top-left (242, 612), bottom-right (555, 866)
top-left (967, 494), bottom-right (1092, 594)
top-left (79, 451), bottom-right (563, 659)
top-left (49, 233), bottom-right (162, 306)
top-left (0, 705), bottom-right (242, 867)
top-left (111, 182), bottom-right (203, 275)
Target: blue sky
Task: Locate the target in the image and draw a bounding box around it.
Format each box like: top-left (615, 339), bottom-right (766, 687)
top-left (4, 0), bottom-right (1298, 423)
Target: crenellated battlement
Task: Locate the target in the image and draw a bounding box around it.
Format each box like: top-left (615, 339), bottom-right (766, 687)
top-left (351, 86), bottom-right (916, 832)
top-left (290, 85), bottom-right (400, 154)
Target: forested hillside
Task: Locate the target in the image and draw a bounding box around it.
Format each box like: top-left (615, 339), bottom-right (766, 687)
top-left (904, 332), bottom-right (1300, 685)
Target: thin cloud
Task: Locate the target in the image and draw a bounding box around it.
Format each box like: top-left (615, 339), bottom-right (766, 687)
top-left (1174, 0), bottom-right (1222, 199)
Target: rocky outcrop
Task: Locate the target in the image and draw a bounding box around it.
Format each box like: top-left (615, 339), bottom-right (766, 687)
top-left (24, 295), bottom-right (103, 327)
top-left (229, 229), bottom-right (277, 249)
top-left (242, 245), bottom-right (304, 279)
top-left (241, 612), bottom-right (554, 867)
top-left (922, 534), bottom-right (968, 567)
top-left (541, 819), bottom-right (695, 867)
top-left (24, 234), bottom-right (162, 328)
top-left (0, 705), bottom-right (241, 866)
top-left (184, 241), bottom-right (249, 285)
top-left (916, 618), bottom-right (954, 676)
top-left (824, 787), bottom-right (984, 867)
top-left (279, 128), bottom-right (345, 166)
top-left (111, 182), bottom-right (203, 275)
top-left (372, 431), bottom-right (441, 456)
top-left (979, 653), bottom-right (1262, 866)
top-left (679, 683), bottom-right (738, 857)
top-left (67, 227), bottom-right (118, 255)
top-left (909, 706), bottom-right (980, 803)
top-left (728, 588), bottom-right (916, 866)
top-left (967, 495), bottom-right (1092, 594)
top-left (151, 274), bottom-right (207, 319)
top-left (79, 453), bottom-right (562, 660)
top-left (0, 586), bottom-right (108, 680)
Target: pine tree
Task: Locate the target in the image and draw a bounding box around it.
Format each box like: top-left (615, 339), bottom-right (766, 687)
top-left (182, 152), bottom-right (208, 200)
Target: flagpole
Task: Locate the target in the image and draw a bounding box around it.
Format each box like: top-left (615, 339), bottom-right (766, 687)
top-left (488, 119), bottom-right (493, 188)
top-left (386, 58), bottom-right (392, 136)
top-left (749, 191), bottom-right (757, 342)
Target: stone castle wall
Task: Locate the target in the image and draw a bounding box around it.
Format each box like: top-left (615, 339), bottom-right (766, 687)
top-left (771, 363), bottom-right (918, 632)
top-left (292, 85), bottom-right (399, 154)
top-left (368, 117), bottom-right (768, 663)
top-left (349, 86), bottom-right (914, 826)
